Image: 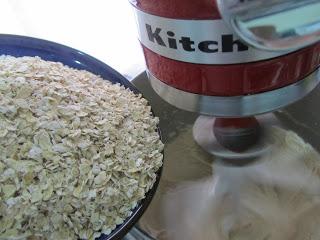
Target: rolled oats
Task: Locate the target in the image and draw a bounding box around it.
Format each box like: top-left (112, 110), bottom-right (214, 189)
top-left (0, 56), bottom-right (163, 240)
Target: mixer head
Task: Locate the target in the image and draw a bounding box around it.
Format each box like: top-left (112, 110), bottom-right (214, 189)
top-left (127, 3), bottom-right (320, 238)
top-left (130, 0), bottom-right (320, 160)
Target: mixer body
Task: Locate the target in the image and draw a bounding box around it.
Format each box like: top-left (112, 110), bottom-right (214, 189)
top-left (130, 0), bottom-right (320, 117)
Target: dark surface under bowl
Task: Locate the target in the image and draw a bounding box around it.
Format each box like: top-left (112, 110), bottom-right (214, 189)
top-left (0, 34), bottom-right (162, 240)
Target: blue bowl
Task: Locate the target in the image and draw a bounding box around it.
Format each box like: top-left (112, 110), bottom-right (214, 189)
top-left (0, 34), bottom-right (161, 240)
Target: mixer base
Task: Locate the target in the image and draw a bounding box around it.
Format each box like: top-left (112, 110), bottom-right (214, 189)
top-left (192, 114), bottom-right (282, 161)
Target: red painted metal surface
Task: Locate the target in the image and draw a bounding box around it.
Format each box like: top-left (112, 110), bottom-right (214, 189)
top-left (143, 44), bottom-right (320, 96)
top-left (214, 117), bottom-right (260, 152)
top-left (129, 0), bottom-right (221, 19)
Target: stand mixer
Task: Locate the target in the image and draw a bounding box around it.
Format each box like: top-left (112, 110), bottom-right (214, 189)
top-left (124, 1), bottom-right (320, 239)
top-left (130, 0), bottom-right (320, 161)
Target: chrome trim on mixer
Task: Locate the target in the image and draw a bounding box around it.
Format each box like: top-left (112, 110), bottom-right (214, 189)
top-left (148, 69), bottom-right (320, 117)
top-left (217, 0), bottom-right (320, 51)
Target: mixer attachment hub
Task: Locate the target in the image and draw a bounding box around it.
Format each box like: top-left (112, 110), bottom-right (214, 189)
top-left (193, 114), bottom-right (281, 161)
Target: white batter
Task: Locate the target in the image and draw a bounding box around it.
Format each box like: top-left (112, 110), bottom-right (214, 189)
top-left (141, 127), bottom-right (320, 240)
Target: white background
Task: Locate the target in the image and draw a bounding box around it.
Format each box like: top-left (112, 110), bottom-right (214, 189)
top-left (0, 0), bottom-right (145, 78)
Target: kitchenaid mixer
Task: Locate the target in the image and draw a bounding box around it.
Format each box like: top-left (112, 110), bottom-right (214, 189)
top-left (124, 1), bottom-right (320, 239)
top-left (130, 0), bottom-right (320, 160)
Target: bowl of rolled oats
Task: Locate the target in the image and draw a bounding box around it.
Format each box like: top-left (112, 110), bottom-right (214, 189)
top-left (0, 34), bottom-right (164, 240)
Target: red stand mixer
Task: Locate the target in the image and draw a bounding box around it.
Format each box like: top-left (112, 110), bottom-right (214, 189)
top-left (130, 0), bottom-right (320, 159)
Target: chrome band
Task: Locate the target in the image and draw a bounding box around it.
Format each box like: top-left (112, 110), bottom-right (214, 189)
top-left (133, 7), bottom-right (292, 65)
top-left (148, 69), bottom-right (320, 117)
top-left (217, 0), bottom-right (320, 51)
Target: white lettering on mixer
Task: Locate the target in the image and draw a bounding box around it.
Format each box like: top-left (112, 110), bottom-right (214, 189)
top-left (133, 8), bottom-right (291, 64)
